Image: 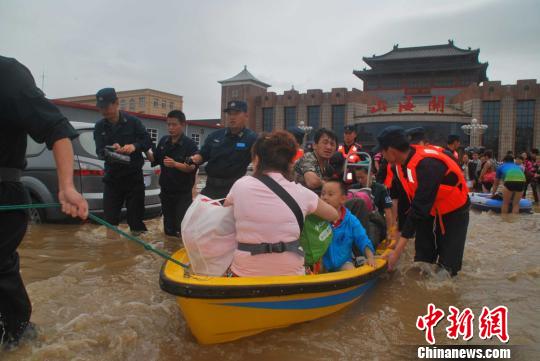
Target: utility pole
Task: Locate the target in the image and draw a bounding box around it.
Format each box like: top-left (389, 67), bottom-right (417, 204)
top-left (41, 70), bottom-right (45, 91)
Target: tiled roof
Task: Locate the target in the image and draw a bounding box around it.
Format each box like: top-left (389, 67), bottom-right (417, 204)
top-left (218, 66), bottom-right (271, 88)
top-left (364, 41), bottom-right (478, 63)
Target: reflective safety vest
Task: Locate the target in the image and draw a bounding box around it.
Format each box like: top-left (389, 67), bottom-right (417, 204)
top-left (395, 145), bottom-right (469, 232)
top-left (339, 143), bottom-right (362, 184)
top-left (337, 143), bottom-right (361, 158)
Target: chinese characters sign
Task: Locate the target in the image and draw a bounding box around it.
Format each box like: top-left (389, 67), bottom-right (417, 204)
top-left (370, 96), bottom-right (446, 114)
top-left (416, 304), bottom-right (509, 345)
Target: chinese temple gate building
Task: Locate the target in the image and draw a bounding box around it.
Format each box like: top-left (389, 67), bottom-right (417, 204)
top-left (352, 40), bottom-right (488, 150)
top-left (354, 40), bottom-right (488, 104)
top-left (221, 41), bottom-right (539, 156)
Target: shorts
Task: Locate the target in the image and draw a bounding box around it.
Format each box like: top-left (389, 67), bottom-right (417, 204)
top-left (504, 181), bottom-right (525, 192)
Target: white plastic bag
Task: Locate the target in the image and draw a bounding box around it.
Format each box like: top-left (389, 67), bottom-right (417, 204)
top-left (181, 194), bottom-right (236, 276)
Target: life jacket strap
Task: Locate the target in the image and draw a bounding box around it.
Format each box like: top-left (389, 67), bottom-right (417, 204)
top-left (238, 240), bottom-right (304, 257)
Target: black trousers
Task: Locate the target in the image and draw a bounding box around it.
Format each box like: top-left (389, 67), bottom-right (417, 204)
top-left (200, 185), bottom-right (232, 200)
top-left (413, 207), bottom-right (470, 276)
top-left (0, 211), bottom-right (31, 345)
top-left (160, 192), bottom-right (192, 237)
top-left (103, 176), bottom-right (147, 232)
top-left (523, 180), bottom-right (539, 202)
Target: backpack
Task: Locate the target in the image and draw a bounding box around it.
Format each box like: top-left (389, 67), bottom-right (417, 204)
top-left (299, 214), bottom-right (333, 266)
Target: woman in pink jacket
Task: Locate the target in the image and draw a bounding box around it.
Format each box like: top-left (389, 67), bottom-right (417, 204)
top-left (225, 131), bottom-right (338, 277)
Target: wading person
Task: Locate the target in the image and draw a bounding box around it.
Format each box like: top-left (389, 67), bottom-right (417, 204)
top-left (492, 155), bottom-right (526, 214)
top-left (147, 110), bottom-right (198, 237)
top-left (376, 127), bottom-right (470, 276)
top-left (93, 88), bottom-right (152, 234)
top-left (294, 128), bottom-right (338, 194)
top-left (0, 56), bottom-right (88, 347)
top-left (190, 100), bottom-right (257, 199)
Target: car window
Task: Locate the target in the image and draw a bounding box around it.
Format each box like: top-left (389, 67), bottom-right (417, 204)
top-left (26, 136), bottom-right (46, 157)
top-left (78, 130), bottom-right (97, 157)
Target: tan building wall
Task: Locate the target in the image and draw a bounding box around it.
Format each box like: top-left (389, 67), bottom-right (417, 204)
top-left (253, 87), bottom-right (378, 133)
top-left (451, 79), bottom-right (540, 155)
top-left (58, 88), bottom-right (183, 117)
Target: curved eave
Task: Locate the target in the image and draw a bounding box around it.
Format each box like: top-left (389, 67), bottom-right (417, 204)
top-left (218, 79), bottom-right (271, 89)
top-left (354, 63), bottom-right (488, 80)
top-left (362, 46), bottom-right (480, 67)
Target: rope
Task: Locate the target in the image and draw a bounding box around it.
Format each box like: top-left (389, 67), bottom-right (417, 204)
top-left (0, 203), bottom-right (189, 270)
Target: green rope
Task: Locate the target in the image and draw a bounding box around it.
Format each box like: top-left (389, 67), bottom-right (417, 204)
top-left (0, 202), bottom-right (189, 270)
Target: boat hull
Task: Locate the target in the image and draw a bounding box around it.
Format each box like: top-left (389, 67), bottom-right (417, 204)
top-left (470, 192), bottom-right (533, 213)
top-left (160, 246), bottom-right (390, 344)
top-left (176, 280), bottom-right (377, 344)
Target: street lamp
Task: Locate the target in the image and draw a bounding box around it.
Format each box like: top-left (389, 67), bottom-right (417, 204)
top-left (298, 120), bottom-right (313, 146)
top-left (461, 118), bottom-right (488, 148)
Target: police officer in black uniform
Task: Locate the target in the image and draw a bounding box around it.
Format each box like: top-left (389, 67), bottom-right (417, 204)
top-left (376, 127), bottom-right (470, 276)
top-left (0, 56), bottom-right (88, 347)
top-left (148, 110), bottom-right (198, 237)
top-left (190, 100), bottom-right (257, 199)
top-left (93, 88), bottom-right (151, 233)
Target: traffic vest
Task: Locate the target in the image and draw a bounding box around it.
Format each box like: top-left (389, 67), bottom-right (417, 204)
top-left (337, 143), bottom-right (361, 158)
top-left (395, 145), bottom-right (469, 233)
top-left (339, 143), bottom-right (362, 184)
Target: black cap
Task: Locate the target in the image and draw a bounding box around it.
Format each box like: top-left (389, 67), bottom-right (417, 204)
top-left (344, 125), bottom-right (357, 133)
top-left (447, 134), bottom-right (460, 144)
top-left (287, 127), bottom-right (305, 144)
top-left (406, 127), bottom-right (426, 144)
top-left (224, 100), bottom-right (248, 113)
top-left (287, 127), bottom-right (306, 137)
top-left (96, 88), bottom-right (118, 108)
top-left (373, 126), bottom-right (408, 152)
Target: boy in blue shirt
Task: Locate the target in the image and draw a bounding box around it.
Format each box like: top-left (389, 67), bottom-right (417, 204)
top-left (321, 180), bottom-right (376, 271)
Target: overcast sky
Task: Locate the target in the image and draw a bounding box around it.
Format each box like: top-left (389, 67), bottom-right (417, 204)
top-left (1, 0), bottom-right (539, 119)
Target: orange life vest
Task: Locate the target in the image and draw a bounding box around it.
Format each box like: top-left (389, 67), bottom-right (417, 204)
top-left (395, 145), bottom-right (469, 233)
top-left (337, 144), bottom-right (360, 158)
top-left (339, 143), bottom-right (362, 184)
top-left (383, 163), bottom-right (393, 188)
top-left (293, 148), bottom-right (304, 162)
top-left (429, 145), bottom-right (458, 160)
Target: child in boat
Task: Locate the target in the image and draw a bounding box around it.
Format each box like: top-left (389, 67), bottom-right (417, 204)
top-left (321, 180), bottom-right (376, 271)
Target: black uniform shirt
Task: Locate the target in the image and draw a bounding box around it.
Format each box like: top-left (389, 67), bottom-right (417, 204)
top-left (443, 146), bottom-right (460, 165)
top-left (400, 148), bottom-right (468, 238)
top-left (198, 127), bottom-right (257, 179)
top-left (93, 111), bottom-right (151, 180)
top-left (152, 134), bottom-right (198, 193)
top-left (0, 56), bottom-right (77, 170)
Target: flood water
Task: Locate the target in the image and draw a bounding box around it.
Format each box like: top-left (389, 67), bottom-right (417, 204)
top-left (2, 207), bottom-right (540, 360)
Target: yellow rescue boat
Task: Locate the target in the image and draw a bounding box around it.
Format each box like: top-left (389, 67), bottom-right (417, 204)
top-left (159, 241), bottom-right (393, 344)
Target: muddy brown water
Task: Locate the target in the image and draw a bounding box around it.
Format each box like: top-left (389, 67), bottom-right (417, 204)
top-left (2, 207), bottom-right (539, 360)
